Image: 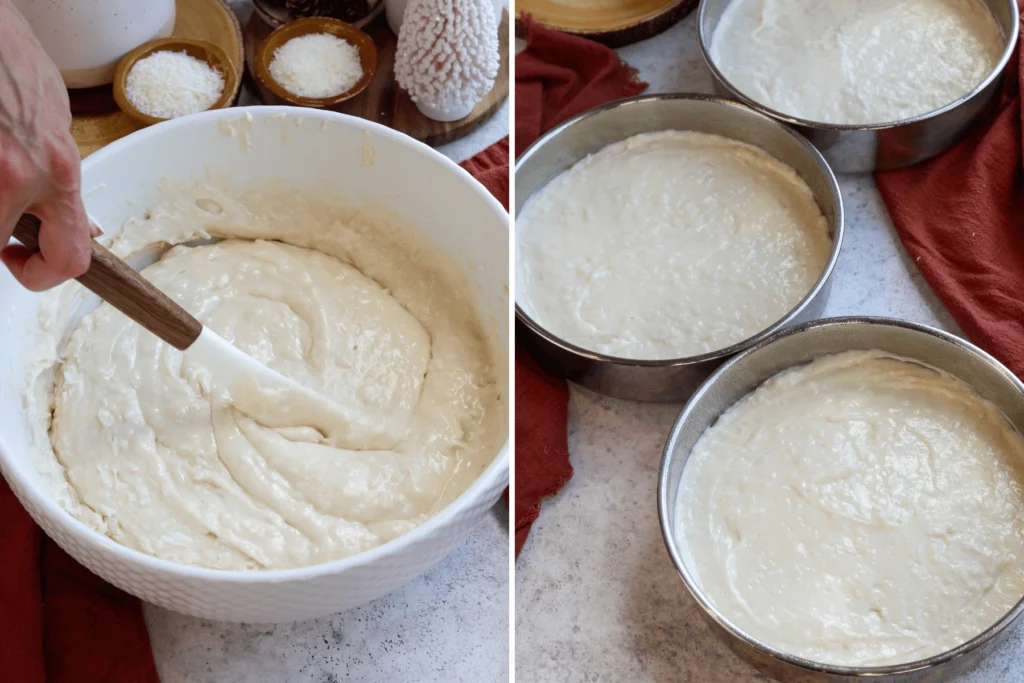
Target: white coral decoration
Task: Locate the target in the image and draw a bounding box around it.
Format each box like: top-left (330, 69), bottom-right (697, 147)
top-left (394, 0), bottom-right (499, 111)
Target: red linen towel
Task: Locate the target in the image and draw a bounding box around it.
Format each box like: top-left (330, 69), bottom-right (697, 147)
top-left (460, 136), bottom-right (510, 209)
top-left (0, 479), bottom-right (160, 683)
top-left (0, 138), bottom-right (511, 682)
top-left (514, 16), bottom-right (648, 556)
top-left (875, 6), bottom-right (1024, 378)
top-left (515, 14), bottom-right (647, 157)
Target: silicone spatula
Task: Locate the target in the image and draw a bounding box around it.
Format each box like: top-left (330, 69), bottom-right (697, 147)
top-left (12, 213), bottom-right (311, 398)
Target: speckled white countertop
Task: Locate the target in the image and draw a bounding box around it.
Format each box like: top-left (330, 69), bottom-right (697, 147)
top-left (141, 3), bottom-right (510, 682)
top-left (514, 13), bottom-right (1024, 683)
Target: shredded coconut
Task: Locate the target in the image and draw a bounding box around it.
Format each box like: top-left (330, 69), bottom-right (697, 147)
top-left (125, 51), bottom-right (225, 119)
top-left (269, 33), bottom-right (363, 98)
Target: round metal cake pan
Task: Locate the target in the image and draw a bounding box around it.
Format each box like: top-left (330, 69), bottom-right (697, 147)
top-left (515, 94), bottom-right (844, 403)
top-left (698, 0), bottom-right (1021, 173)
top-left (658, 317), bottom-right (1024, 682)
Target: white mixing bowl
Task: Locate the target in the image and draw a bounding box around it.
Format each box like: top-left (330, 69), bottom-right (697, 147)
top-left (0, 107), bottom-right (509, 623)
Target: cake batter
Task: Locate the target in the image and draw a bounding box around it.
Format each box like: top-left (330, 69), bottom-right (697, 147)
top-left (28, 181), bottom-right (505, 571)
top-left (676, 351), bottom-right (1024, 665)
top-left (516, 131), bottom-right (832, 360)
top-left (710, 0), bottom-right (1005, 124)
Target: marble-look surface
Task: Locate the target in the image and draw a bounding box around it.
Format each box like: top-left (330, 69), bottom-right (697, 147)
top-left (142, 3), bottom-right (510, 682)
top-left (148, 508), bottom-right (509, 683)
top-left (515, 13), bottom-right (1024, 683)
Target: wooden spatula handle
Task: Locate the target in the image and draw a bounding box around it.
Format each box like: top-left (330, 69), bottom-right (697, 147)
top-left (13, 214), bottom-right (202, 351)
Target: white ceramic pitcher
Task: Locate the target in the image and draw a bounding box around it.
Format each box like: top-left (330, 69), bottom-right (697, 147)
top-left (12, 0), bottom-right (177, 89)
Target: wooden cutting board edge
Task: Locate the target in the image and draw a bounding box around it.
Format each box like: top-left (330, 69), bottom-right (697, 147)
top-left (515, 0), bottom-right (697, 48)
top-left (243, 9), bottom-right (510, 147)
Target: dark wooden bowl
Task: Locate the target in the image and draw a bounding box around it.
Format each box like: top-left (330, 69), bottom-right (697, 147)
top-left (254, 17), bottom-right (377, 109)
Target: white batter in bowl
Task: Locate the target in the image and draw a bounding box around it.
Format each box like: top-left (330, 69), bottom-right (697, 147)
top-left (30, 181), bottom-right (502, 571)
top-left (709, 0), bottom-right (1005, 125)
top-left (516, 130), bottom-right (832, 361)
top-left (0, 108), bottom-right (509, 622)
top-left (676, 350), bottom-right (1024, 666)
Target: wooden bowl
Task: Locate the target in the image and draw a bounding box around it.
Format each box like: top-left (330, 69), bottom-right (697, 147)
top-left (254, 17), bottom-right (377, 109)
top-left (113, 38), bottom-right (240, 126)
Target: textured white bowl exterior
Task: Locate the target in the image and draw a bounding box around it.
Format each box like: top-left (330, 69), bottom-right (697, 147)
top-left (12, 0), bottom-right (177, 88)
top-left (0, 107), bottom-right (509, 623)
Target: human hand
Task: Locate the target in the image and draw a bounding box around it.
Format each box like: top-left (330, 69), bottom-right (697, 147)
top-left (0, 0), bottom-right (97, 291)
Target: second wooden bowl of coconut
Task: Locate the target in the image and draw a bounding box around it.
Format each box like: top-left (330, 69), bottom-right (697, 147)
top-left (254, 17), bottom-right (376, 108)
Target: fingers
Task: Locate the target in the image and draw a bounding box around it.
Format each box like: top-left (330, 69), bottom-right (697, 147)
top-left (0, 113), bottom-right (91, 290)
top-left (0, 243), bottom-right (40, 287)
top-left (5, 190), bottom-right (92, 291)
top-left (1, 241), bottom-right (85, 292)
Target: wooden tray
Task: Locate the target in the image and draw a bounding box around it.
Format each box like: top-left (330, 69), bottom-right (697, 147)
top-left (516, 0), bottom-right (696, 48)
top-left (69, 0), bottom-right (243, 158)
top-left (245, 10), bottom-right (509, 147)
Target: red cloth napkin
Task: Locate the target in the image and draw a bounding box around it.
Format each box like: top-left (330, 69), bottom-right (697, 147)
top-left (460, 136), bottom-right (510, 209)
top-left (0, 480), bottom-right (160, 683)
top-left (515, 14), bottom-right (647, 157)
top-left (513, 17), bottom-right (648, 556)
top-left (0, 139), bottom-right (510, 682)
top-left (875, 6), bottom-right (1024, 378)
top-left (514, 348), bottom-right (573, 556)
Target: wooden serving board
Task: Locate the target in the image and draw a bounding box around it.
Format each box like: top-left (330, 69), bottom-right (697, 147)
top-left (244, 10), bottom-right (510, 147)
top-left (516, 0), bottom-right (696, 47)
top-left (69, 0), bottom-right (244, 158)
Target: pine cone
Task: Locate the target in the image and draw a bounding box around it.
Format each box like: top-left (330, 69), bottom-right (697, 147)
top-left (285, 0), bottom-right (372, 22)
top-left (285, 0), bottom-right (319, 15)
